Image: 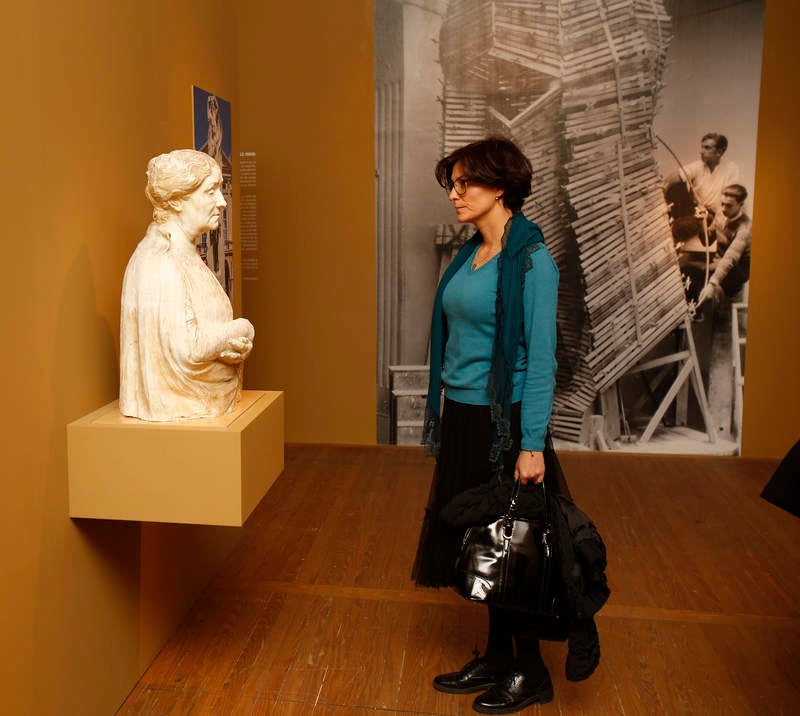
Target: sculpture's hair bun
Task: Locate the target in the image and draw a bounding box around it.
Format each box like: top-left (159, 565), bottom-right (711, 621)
top-left (146, 149), bottom-right (220, 222)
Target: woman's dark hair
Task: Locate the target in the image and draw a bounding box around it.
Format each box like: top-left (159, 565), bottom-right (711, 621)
top-left (434, 136), bottom-right (533, 212)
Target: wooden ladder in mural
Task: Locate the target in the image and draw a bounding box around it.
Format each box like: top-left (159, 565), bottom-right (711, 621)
top-left (388, 365), bottom-right (429, 445)
top-left (623, 315), bottom-right (717, 444)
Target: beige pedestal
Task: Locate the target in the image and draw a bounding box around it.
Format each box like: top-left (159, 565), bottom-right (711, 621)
top-left (67, 390), bottom-right (284, 526)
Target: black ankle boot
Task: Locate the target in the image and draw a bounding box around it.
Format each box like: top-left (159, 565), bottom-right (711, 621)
top-left (433, 655), bottom-right (505, 694)
top-left (472, 670), bottom-right (553, 713)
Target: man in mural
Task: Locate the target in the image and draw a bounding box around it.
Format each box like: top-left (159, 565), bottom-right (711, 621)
top-left (669, 133), bottom-right (740, 217)
top-left (690, 182), bottom-right (752, 442)
top-left (698, 183), bottom-right (752, 305)
top-left (666, 133), bottom-right (742, 303)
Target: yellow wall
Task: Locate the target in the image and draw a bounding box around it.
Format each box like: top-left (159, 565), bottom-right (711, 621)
top-left (1, 1), bottom-right (374, 712)
top-left (1, 2), bottom-right (242, 713)
top-left (741, 0), bottom-right (800, 459)
top-left (0, 0), bottom-right (795, 713)
top-left (237, 0), bottom-right (377, 444)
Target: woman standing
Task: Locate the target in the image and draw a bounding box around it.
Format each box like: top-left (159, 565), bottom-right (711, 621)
top-left (412, 137), bottom-right (593, 713)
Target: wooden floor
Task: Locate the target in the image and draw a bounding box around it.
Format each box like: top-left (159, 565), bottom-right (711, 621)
top-left (119, 445), bottom-right (800, 715)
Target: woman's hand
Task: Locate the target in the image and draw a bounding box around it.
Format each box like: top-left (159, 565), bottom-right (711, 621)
top-left (515, 450), bottom-right (545, 485)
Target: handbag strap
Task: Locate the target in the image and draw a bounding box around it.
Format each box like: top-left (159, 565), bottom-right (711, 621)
top-left (507, 478), bottom-right (523, 516)
top-left (507, 479), bottom-right (548, 515)
top-left (540, 482), bottom-right (554, 557)
top-left (505, 480), bottom-right (553, 546)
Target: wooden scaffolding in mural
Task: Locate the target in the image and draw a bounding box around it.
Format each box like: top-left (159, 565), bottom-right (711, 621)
top-left (438, 0), bottom-right (714, 445)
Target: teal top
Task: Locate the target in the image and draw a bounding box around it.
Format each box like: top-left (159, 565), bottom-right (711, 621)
top-left (424, 213), bottom-right (557, 473)
top-left (441, 243), bottom-right (558, 451)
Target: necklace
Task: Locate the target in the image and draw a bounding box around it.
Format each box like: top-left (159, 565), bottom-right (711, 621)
top-left (472, 244), bottom-right (500, 271)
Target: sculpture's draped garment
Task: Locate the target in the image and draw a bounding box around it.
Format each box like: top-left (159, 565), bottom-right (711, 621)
top-left (120, 222), bottom-right (242, 420)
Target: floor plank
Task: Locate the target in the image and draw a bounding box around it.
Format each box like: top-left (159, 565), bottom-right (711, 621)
top-left (119, 445), bottom-right (800, 715)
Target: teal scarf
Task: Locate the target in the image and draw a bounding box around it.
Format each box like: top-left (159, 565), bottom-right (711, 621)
top-left (423, 212), bottom-right (545, 476)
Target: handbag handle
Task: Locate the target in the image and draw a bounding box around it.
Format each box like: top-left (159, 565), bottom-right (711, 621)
top-left (507, 479), bottom-right (548, 517)
top-left (505, 480), bottom-right (551, 540)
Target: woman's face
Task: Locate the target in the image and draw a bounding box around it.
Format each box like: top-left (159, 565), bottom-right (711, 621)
top-left (175, 172), bottom-right (226, 238)
top-left (447, 161), bottom-right (501, 225)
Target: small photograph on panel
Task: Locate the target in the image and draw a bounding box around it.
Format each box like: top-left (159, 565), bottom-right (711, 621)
top-left (193, 86), bottom-right (234, 302)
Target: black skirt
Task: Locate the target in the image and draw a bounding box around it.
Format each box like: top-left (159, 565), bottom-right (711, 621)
top-left (411, 398), bottom-right (569, 588)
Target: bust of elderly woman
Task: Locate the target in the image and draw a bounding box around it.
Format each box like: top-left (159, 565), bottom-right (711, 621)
top-left (119, 149), bottom-right (254, 421)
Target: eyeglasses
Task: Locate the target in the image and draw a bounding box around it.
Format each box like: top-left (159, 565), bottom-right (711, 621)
top-left (447, 177), bottom-right (470, 195)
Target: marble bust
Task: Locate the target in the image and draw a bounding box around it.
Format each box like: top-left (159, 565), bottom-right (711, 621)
top-left (119, 149), bottom-right (254, 421)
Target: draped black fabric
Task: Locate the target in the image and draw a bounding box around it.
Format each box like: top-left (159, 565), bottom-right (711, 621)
top-left (412, 399), bottom-right (569, 588)
top-left (439, 462), bottom-right (609, 622)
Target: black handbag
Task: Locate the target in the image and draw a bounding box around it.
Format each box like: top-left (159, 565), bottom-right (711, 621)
top-left (453, 480), bottom-right (565, 621)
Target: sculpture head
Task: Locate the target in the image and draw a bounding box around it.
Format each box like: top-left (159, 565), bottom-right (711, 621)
top-left (145, 150), bottom-right (225, 235)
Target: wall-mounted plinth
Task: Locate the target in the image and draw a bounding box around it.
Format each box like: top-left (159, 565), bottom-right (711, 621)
top-left (67, 390), bottom-right (284, 526)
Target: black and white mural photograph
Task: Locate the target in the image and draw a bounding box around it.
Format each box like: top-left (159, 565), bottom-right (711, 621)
top-left (376, 0), bottom-right (765, 455)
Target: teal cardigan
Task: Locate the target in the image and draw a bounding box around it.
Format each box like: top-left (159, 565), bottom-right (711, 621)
top-left (422, 212), bottom-right (557, 475)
